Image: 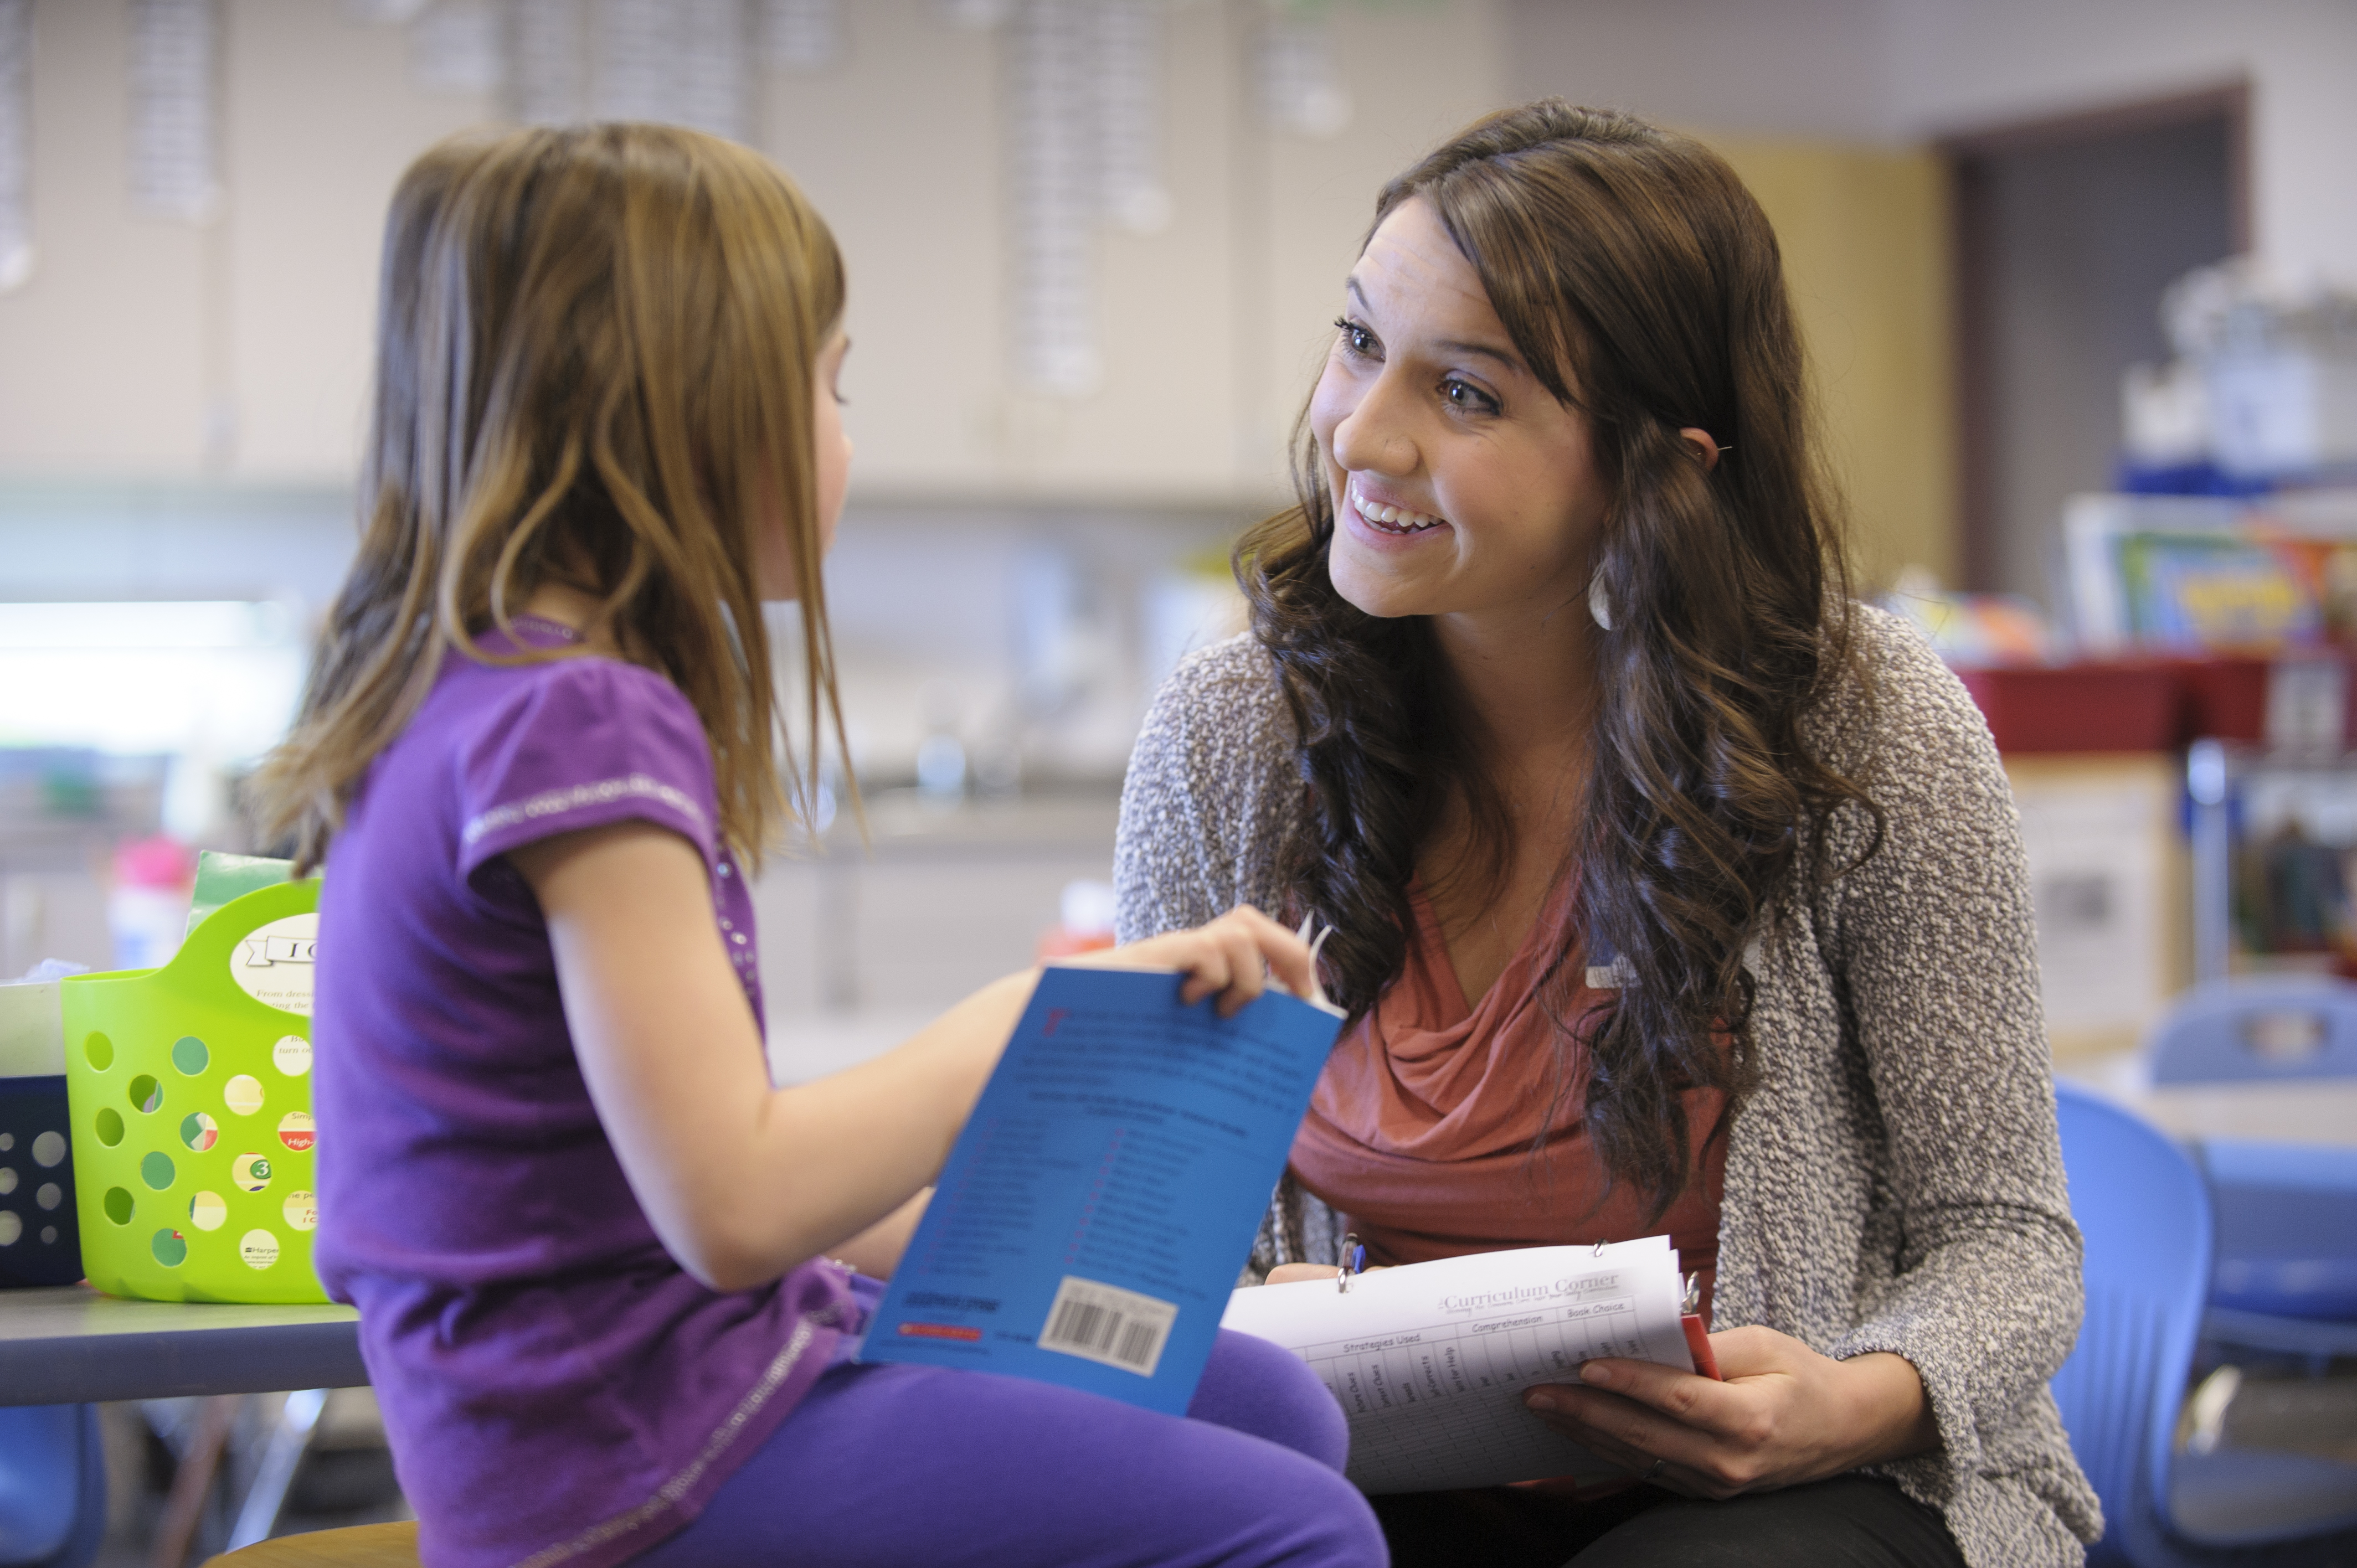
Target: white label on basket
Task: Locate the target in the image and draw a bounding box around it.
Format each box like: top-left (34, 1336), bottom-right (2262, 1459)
top-left (231, 914), bottom-right (318, 1017)
top-left (223, 1075), bottom-right (264, 1116)
top-left (277, 1111), bottom-right (314, 1152)
top-left (239, 1228), bottom-right (280, 1269)
top-left (272, 1035), bottom-right (312, 1076)
top-left (283, 1190), bottom-right (317, 1231)
top-left (189, 1191), bottom-right (227, 1231)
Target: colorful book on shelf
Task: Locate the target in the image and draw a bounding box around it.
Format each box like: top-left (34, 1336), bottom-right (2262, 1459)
top-left (1879, 588), bottom-right (2054, 667)
top-left (857, 963), bottom-right (1345, 1415)
top-left (2118, 531), bottom-right (2322, 652)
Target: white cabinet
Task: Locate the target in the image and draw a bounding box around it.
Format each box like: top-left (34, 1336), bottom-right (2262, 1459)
top-left (0, 0), bottom-right (1507, 500)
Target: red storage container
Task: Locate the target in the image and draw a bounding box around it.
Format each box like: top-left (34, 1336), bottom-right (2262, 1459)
top-left (1955, 663), bottom-right (2181, 754)
top-left (2172, 657), bottom-right (2272, 744)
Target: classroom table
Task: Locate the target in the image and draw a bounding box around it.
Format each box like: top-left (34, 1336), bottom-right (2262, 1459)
top-left (0, 1284), bottom-right (363, 1406)
top-left (2056, 1054), bottom-right (2357, 1148)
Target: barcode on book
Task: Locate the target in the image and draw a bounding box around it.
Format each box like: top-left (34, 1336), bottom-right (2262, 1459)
top-left (1038, 1275), bottom-right (1179, 1378)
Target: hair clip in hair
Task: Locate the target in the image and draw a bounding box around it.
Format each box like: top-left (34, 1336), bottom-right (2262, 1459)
top-left (1583, 935), bottom-right (1636, 991)
top-left (1293, 912), bottom-right (1338, 1012)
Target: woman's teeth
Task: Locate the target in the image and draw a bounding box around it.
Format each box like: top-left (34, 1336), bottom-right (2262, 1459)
top-left (1350, 483), bottom-right (1446, 534)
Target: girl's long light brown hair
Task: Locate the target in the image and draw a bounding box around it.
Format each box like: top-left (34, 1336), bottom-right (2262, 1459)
top-left (1241, 101), bottom-right (1881, 1218)
top-left (253, 123), bottom-right (848, 871)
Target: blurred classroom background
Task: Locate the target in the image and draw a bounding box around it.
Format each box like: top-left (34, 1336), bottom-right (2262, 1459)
top-left (2, 0), bottom-right (2356, 1559)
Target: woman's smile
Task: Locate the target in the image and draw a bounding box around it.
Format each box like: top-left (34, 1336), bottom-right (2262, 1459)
top-left (1345, 477), bottom-right (1451, 539)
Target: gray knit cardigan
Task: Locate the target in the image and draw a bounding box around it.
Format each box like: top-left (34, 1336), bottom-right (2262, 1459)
top-left (1112, 606), bottom-right (2101, 1568)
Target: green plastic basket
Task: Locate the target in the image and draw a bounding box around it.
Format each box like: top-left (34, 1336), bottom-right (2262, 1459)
top-left (62, 879), bottom-right (327, 1303)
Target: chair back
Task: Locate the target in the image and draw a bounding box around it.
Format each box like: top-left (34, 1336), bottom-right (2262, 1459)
top-left (2052, 1084), bottom-right (2212, 1565)
top-left (2148, 976), bottom-right (2357, 1084)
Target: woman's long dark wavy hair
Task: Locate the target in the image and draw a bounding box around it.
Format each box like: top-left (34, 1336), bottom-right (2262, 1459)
top-left (1240, 100), bottom-right (1882, 1218)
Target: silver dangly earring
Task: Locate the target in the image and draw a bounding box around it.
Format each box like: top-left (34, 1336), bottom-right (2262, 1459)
top-left (1588, 569), bottom-right (1614, 632)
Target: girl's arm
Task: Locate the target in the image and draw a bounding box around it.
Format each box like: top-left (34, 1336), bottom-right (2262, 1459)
top-left (515, 819), bottom-right (1315, 1293)
top-left (827, 1188), bottom-right (932, 1278)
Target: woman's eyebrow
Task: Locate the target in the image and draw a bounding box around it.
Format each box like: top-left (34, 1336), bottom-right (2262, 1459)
top-left (1433, 338), bottom-right (1524, 376)
top-left (1345, 276), bottom-right (1525, 377)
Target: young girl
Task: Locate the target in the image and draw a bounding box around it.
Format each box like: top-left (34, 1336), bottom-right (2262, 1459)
top-left (255, 124), bottom-right (1385, 1568)
top-left (1116, 102), bottom-right (2098, 1567)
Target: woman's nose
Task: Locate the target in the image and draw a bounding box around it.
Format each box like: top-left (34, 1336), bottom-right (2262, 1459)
top-left (1329, 370), bottom-right (1417, 478)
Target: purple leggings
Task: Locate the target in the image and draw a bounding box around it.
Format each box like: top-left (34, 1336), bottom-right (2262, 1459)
top-left (633, 1328), bottom-right (1388, 1567)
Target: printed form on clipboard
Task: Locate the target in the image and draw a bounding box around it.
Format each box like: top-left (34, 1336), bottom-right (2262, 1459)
top-left (1221, 1238), bottom-right (1710, 1494)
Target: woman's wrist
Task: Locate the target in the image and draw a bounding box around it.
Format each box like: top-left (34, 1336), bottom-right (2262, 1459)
top-left (1837, 1351), bottom-right (1940, 1467)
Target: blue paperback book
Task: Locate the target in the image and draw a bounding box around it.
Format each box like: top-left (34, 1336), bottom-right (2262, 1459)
top-left (859, 963), bottom-right (1345, 1415)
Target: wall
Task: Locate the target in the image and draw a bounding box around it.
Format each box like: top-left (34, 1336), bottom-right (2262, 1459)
top-left (0, 0), bottom-right (1506, 506)
top-left (1705, 140), bottom-right (1955, 588)
top-left (1885, 0), bottom-right (2357, 286)
top-left (1506, 0), bottom-right (2357, 287)
top-left (1503, 0), bottom-right (1901, 143)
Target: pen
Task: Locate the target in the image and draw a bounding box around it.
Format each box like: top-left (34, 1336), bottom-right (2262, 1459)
top-left (1336, 1231), bottom-right (1366, 1292)
top-left (1681, 1270), bottom-right (1723, 1380)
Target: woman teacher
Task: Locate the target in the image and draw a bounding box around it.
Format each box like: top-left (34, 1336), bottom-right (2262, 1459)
top-left (1114, 101), bottom-right (2097, 1567)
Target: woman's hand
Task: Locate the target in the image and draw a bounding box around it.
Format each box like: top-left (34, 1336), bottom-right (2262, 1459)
top-left (1067, 905), bottom-right (1319, 1017)
top-left (1521, 1327), bottom-right (1938, 1499)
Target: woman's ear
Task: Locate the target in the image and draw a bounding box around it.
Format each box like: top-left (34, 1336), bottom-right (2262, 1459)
top-left (1677, 426), bottom-right (1723, 472)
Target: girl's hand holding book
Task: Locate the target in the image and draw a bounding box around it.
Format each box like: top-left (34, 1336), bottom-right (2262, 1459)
top-left (1066, 905), bottom-right (1320, 1017)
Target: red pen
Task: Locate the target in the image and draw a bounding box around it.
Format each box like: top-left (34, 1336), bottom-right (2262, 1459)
top-left (1680, 1271), bottom-right (1722, 1380)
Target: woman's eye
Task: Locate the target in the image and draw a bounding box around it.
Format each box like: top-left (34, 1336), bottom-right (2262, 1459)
top-left (1334, 317), bottom-right (1376, 358)
top-left (1442, 379), bottom-right (1498, 414)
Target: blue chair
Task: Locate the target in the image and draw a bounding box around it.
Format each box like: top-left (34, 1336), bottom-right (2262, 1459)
top-left (2052, 1084), bottom-right (2357, 1565)
top-left (2147, 977), bottom-right (2357, 1084)
top-left (0, 1405), bottom-right (104, 1568)
top-left (2142, 978), bottom-right (2357, 1362)
top-left (2197, 1137), bottom-right (2357, 1361)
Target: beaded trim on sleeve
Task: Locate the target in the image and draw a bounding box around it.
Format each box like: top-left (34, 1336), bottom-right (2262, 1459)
top-left (462, 773), bottom-right (707, 847)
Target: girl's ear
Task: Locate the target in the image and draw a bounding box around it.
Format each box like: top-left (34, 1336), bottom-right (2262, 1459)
top-left (1677, 426), bottom-right (1723, 472)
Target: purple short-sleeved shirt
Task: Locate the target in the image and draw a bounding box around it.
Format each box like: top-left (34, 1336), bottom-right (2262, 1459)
top-left (313, 623), bottom-right (858, 1568)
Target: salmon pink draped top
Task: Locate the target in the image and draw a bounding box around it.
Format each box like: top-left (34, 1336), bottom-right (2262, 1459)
top-left (1289, 884), bottom-right (1727, 1318)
